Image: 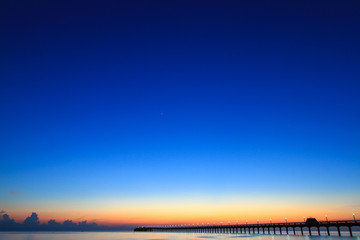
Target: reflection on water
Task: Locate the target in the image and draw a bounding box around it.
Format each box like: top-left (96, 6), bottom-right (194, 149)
top-left (0, 232), bottom-right (359, 240)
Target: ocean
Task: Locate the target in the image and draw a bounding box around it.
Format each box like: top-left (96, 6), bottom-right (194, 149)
top-left (0, 232), bottom-right (359, 240)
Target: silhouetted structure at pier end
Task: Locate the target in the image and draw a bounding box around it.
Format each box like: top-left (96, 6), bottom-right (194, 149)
top-left (134, 218), bottom-right (360, 237)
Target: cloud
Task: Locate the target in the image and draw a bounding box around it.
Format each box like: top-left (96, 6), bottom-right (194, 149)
top-left (63, 220), bottom-right (77, 226)
top-left (48, 219), bottom-right (61, 226)
top-left (9, 190), bottom-right (19, 196)
top-left (0, 213), bottom-right (16, 225)
top-left (0, 212), bottom-right (130, 231)
top-left (23, 212), bottom-right (40, 225)
top-left (90, 218), bottom-right (102, 222)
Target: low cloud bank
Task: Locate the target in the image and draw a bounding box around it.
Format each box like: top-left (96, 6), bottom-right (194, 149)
top-left (0, 212), bottom-right (135, 231)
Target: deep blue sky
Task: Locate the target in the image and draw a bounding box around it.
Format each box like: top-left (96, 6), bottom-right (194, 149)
top-left (0, 0), bottom-right (360, 223)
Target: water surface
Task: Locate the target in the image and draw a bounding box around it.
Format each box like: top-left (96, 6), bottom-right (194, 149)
top-left (0, 232), bottom-right (359, 240)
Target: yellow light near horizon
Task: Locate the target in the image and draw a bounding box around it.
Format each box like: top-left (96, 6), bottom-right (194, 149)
top-left (6, 201), bottom-right (358, 226)
top-left (4, 193), bottom-right (359, 225)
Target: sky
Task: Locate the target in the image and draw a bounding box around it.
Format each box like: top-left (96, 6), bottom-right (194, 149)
top-left (0, 0), bottom-right (360, 226)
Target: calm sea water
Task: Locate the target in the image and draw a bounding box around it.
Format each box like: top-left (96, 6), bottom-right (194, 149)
top-left (0, 232), bottom-right (359, 240)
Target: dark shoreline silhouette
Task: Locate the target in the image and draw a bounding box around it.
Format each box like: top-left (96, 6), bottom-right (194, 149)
top-left (0, 212), bottom-right (135, 231)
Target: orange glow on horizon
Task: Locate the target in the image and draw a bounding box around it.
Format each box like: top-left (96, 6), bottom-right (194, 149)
top-left (5, 201), bottom-right (359, 226)
top-left (3, 191), bottom-right (358, 226)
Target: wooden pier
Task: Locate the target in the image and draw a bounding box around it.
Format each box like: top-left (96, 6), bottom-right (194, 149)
top-left (134, 218), bottom-right (360, 237)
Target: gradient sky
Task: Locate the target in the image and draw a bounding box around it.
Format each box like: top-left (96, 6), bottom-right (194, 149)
top-left (1, 0), bottom-right (360, 226)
